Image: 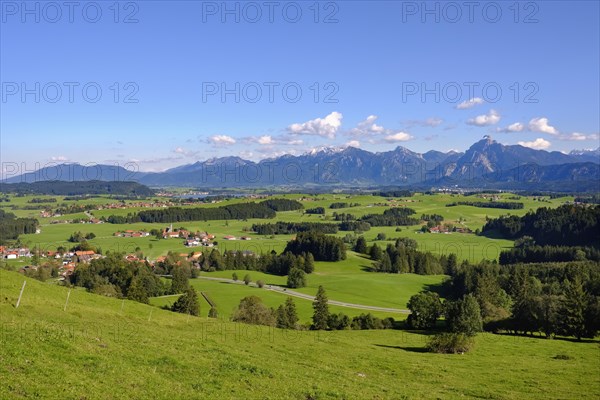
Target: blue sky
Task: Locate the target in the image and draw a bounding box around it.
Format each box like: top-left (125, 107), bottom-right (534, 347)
top-left (1, 0), bottom-right (599, 172)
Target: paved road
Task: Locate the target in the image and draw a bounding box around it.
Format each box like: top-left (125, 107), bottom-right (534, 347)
top-left (195, 275), bottom-right (410, 314)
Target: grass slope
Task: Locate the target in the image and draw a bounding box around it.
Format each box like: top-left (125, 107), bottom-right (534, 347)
top-left (1, 270), bottom-right (598, 399)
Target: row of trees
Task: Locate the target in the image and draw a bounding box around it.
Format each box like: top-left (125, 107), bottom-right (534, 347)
top-left (482, 204), bottom-right (600, 247)
top-left (358, 237), bottom-right (456, 276)
top-left (184, 248), bottom-right (316, 277)
top-left (136, 202), bottom-right (276, 223)
top-left (251, 221), bottom-right (338, 235)
top-left (446, 260), bottom-right (600, 340)
top-left (70, 252), bottom-right (169, 302)
top-left (359, 207), bottom-right (419, 227)
top-left (447, 201), bottom-right (524, 209)
top-left (284, 232), bottom-right (346, 262)
top-left (0, 209), bottom-right (38, 244)
top-left (499, 244), bottom-right (600, 264)
top-left (232, 287), bottom-right (394, 331)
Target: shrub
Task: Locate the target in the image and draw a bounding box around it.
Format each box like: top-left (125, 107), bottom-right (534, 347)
top-left (208, 307), bottom-right (218, 318)
top-left (232, 296), bottom-right (275, 326)
top-left (232, 272), bottom-right (238, 281)
top-left (243, 274), bottom-right (251, 285)
top-left (427, 333), bottom-right (474, 354)
top-left (287, 268), bottom-right (307, 288)
top-left (256, 280), bottom-right (265, 288)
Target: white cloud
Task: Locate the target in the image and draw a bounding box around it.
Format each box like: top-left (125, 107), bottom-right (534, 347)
top-left (173, 147), bottom-right (201, 157)
top-left (456, 97), bottom-right (484, 109)
top-left (508, 122), bottom-right (524, 132)
top-left (518, 138), bottom-right (551, 150)
top-left (528, 117), bottom-right (558, 135)
top-left (51, 156), bottom-right (68, 162)
top-left (348, 115), bottom-right (385, 136)
top-left (346, 140), bottom-right (360, 147)
top-left (466, 109), bottom-right (501, 126)
top-left (239, 150), bottom-right (254, 159)
top-left (348, 115), bottom-right (414, 143)
top-left (287, 111), bottom-right (342, 139)
top-left (257, 135), bottom-right (274, 145)
top-left (384, 132), bottom-right (413, 142)
top-left (422, 117), bottom-right (443, 127)
top-left (209, 135), bottom-right (236, 146)
top-left (559, 132), bottom-right (599, 141)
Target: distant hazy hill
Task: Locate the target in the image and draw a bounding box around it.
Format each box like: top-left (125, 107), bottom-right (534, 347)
top-left (0, 180), bottom-right (154, 196)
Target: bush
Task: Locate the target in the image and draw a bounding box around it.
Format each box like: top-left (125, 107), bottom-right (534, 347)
top-left (427, 333), bottom-right (474, 354)
top-left (243, 274), bottom-right (251, 285)
top-left (232, 296), bottom-right (275, 326)
top-left (256, 280), bottom-right (265, 288)
top-left (232, 272), bottom-right (238, 281)
top-left (376, 233), bottom-right (387, 241)
top-left (287, 268), bottom-right (307, 288)
top-left (208, 307), bottom-right (218, 318)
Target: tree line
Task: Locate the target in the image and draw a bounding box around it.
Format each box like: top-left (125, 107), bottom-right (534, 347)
top-left (482, 204), bottom-right (600, 247)
top-left (447, 201), bottom-right (524, 209)
top-left (252, 221), bottom-right (338, 235)
top-left (0, 209), bottom-right (38, 244)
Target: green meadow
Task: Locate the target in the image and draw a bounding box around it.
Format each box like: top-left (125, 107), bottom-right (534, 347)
top-left (1, 270), bottom-right (598, 400)
top-left (6, 192), bottom-right (573, 324)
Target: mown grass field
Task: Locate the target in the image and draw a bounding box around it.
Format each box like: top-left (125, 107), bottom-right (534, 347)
top-left (1, 270), bottom-right (598, 399)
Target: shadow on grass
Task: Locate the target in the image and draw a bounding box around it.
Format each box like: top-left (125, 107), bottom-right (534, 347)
top-left (374, 344), bottom-right (428, 353)
top-left (490, 331), bottom-right (600, 344)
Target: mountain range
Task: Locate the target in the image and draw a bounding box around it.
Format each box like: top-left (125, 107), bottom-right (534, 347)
top-left (2, 137), bottom-right (599, 191)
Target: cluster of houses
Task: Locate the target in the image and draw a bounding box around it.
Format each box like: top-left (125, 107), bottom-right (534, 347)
top-left (223, 235), bottom-right (251, 241)
top-left (0, 246), bottom-right (32, 259)
top-left (428, 225), bottom-right (473, 234)
top-left (114, 230), bottom-right (151, 238)
top-left (161, 225), bottom-right (217, 248)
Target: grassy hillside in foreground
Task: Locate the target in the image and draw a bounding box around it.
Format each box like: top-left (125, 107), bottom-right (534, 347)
top-left (1, 270), bottom-right (599, 399)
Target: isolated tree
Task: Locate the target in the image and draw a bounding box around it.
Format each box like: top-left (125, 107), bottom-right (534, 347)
top-left (170, 266), bottom-right (189, 294)
top-left (354, 236), bottom-right (368, 254)
top-left (369, 244), bottom-right (383, 261)
top-left (208, 307), bottom-right (218, 318)
top-left (406, 292), bottom-right (443, 329)
top-left (287, 268), bottom-right (307, 289)
top-left (445, 294), bottom-right (482, 336)
top-left (276, 297), bottom-right (299, 329)
top-left (312, 285), bottom-right (330, 330)
top-left (171, 286), bottom-right (199, 316)
top-left (256, 280), bottom-right (265, 288)
top-left (376, 232), bottom-right (387, 241)
top-left (243, 274), bottom-right (252, 286)
top-left (127, 276), bottom-right (149, 303)
top-left (560, 277), bottom-right (587, 340)
top-left (303, 252), bottom-right (315, 273)
top-left (232, 296), bottom-right (275, 326)
top-left (232, 272), bottom-right (238, 281)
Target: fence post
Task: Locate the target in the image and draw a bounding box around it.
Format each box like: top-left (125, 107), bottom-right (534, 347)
top-left (63, 289), bottom-right (71, 312)
top-left (15, 281), bottom-right (26, 308)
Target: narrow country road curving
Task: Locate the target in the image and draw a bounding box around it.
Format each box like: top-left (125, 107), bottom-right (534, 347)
top-left (195, 275), bottom-right (410, 314)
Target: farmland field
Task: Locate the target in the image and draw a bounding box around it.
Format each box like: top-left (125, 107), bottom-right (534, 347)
top-left (4, 192), bottom-right (573, 319)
